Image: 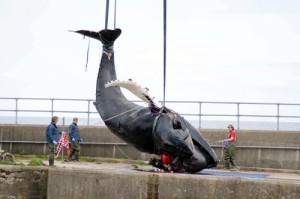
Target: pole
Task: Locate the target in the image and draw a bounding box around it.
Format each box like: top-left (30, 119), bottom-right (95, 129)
top-left (163, 0), bottom-right (167, 105)
top-left (62, 117), bottom-right (65, 161)
top-left (0, 129), bottom-right (3, 152)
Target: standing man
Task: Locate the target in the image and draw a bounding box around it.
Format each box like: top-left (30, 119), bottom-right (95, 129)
top-left (223, 124), bottom-right (239, 171)
top-left (68, 117), bottom-right (82, 161)
top-left (46, 116), bottom-right (65, 166)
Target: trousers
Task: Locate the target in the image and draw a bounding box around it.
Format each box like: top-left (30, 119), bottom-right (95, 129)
top-left (48, 142), bottom-right (55, 166)
top-left (224, 142), bottom-right (237, 168)
top-left (69, 141), bottom-right (80, 161)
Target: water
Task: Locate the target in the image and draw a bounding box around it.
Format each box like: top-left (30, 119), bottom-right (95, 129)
top-left (1, 116), bottom-right (299, 131)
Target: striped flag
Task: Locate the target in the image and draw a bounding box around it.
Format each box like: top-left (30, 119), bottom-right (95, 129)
top-left (55, 133), bottom-right (70, 158)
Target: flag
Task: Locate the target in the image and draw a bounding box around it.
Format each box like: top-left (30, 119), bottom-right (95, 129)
top-left (55, 133), bottom-right (70, 158)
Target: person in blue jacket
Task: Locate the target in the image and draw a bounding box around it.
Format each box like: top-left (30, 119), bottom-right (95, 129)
top-left (45, 116), bottom-right (65, 166)
top-left (67, 117), bottom-right (82, 161)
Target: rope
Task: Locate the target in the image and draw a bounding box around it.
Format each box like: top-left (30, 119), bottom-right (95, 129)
top-left (89, 105), bottom-right (141, 126)
top-left (116, 144), bottom-right (132, 159)
top-left (85, 37), bottom-right (90, 71)
top-left (209, 140), bottom-right (224, 145)
top-left (99, 33), bottom-right (114, 53)
top-left (152, 114), bottom-right (162, 154)
top-left (88, 106), bottom-right (143, 159)
top-left (102, 106), bottom-right (141, 122)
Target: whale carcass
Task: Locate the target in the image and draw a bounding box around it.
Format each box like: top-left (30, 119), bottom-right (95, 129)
top-left (73, 28), bottom-right (218, 172)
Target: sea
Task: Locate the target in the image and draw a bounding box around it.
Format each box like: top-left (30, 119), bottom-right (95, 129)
top-left (0, 116), bottom-right (299, 131)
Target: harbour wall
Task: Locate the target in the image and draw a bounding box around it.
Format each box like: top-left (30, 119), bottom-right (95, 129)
top-left (0, 124), bottom-right (300, 170)
top-left (1, 165), bottom-right (300, 199)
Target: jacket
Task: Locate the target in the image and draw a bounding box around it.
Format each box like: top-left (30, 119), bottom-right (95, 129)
top-left (68, 123), bottom-right (81, 141)
top-left (46, 122), bottom-right (60, 143)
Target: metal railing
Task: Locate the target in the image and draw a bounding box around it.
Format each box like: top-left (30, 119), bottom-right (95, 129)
top-left (0, 97), bottom-right (300, 130)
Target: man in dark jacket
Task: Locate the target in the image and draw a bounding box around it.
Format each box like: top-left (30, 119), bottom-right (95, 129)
top-left (46, 116), bottom-right (64, 166)
top-left (68, 117), bottom-right (82, 161)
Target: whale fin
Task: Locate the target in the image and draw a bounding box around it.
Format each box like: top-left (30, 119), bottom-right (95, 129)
top-left (105, 79), bottom-right (162, 109)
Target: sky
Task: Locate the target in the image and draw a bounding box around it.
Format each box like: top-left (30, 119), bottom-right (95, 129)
top-left (1, 0), bottom-right (300, 107)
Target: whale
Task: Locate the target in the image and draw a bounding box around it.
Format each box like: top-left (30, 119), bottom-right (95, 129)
top-left (73, 28), bottom-right (218, 172)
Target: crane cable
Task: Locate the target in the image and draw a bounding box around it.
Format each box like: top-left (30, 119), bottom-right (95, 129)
top-left (163, 0), bottom-right (167, 106)
top-left (104, 0), bottom-right (117, 29)
top-left (105, 0), bottom-right (167, 106)
top-left (85, 0), bottom-right (117, 70)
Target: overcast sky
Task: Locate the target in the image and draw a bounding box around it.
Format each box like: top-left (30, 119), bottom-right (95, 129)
top-left (1, 0), bottom-right (300, 106)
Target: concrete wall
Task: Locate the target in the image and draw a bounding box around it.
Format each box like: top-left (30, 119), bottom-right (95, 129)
top-left (0, 165), bottom-right (48, 199)
top-left (1, 166), bottom-right (300, 199)
top-left (1, 124), bottom-right (300, 169)
top-left (200, 129), bottom-right (300, 147)
top-left (200, 129), bottom-right (300, 170)
top-left (46, 167), bottom-right (300, 199)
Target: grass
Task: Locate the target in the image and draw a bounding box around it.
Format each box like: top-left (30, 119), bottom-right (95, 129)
top-left (80, 156), bottom-right (97, 162)
top-left (0, 161), bottom-right (25, 166)
top-left (14, 154), bottom-right (47, 160)
top-left (28, 158), bottom-right (44, 166)
top-left (12, 154), bottom-right (149, 166)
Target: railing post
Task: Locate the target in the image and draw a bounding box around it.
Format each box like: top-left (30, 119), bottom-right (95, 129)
top-left (199, 102), bottom-right (202, 129)
top-left (51, 99), bottom-right (54, 118)
top-left (237, 103), bottom-right (240, 130)
top-left (15, 98), bottom-right (18, 125)
top-left (277, 103), bottom-right (280, 130)
top-left (87, 100), bottom-right (91, 126)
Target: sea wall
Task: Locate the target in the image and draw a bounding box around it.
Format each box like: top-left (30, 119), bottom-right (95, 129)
top-left (0, 165), bottom-right (48, 199)
top-left (1, 124), bottom-right (300, 170)
top-left (1, 165), bottom-right (300, 199)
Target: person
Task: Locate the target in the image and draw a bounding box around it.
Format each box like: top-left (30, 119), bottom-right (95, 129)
top-left (45, 116), bottom-right (65, 166)
top-left (223, 124), bottom-right (239, 171)
top-left (67, 117), bottom-right (82, 161)
top-left (149, 153), bottom-right (172, 172)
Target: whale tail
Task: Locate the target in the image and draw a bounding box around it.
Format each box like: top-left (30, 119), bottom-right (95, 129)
top-left (71, 28), bottom-right (122, 51)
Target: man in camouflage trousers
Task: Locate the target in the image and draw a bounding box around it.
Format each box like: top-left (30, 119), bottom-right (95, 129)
top-left (223, 124), bottom-right (239, 171)
top-left (68, 117), bottom-right (82, 161)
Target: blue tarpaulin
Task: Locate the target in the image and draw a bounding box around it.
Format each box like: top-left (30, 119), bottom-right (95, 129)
top-left (199, 170), bottom-right (269, 179)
